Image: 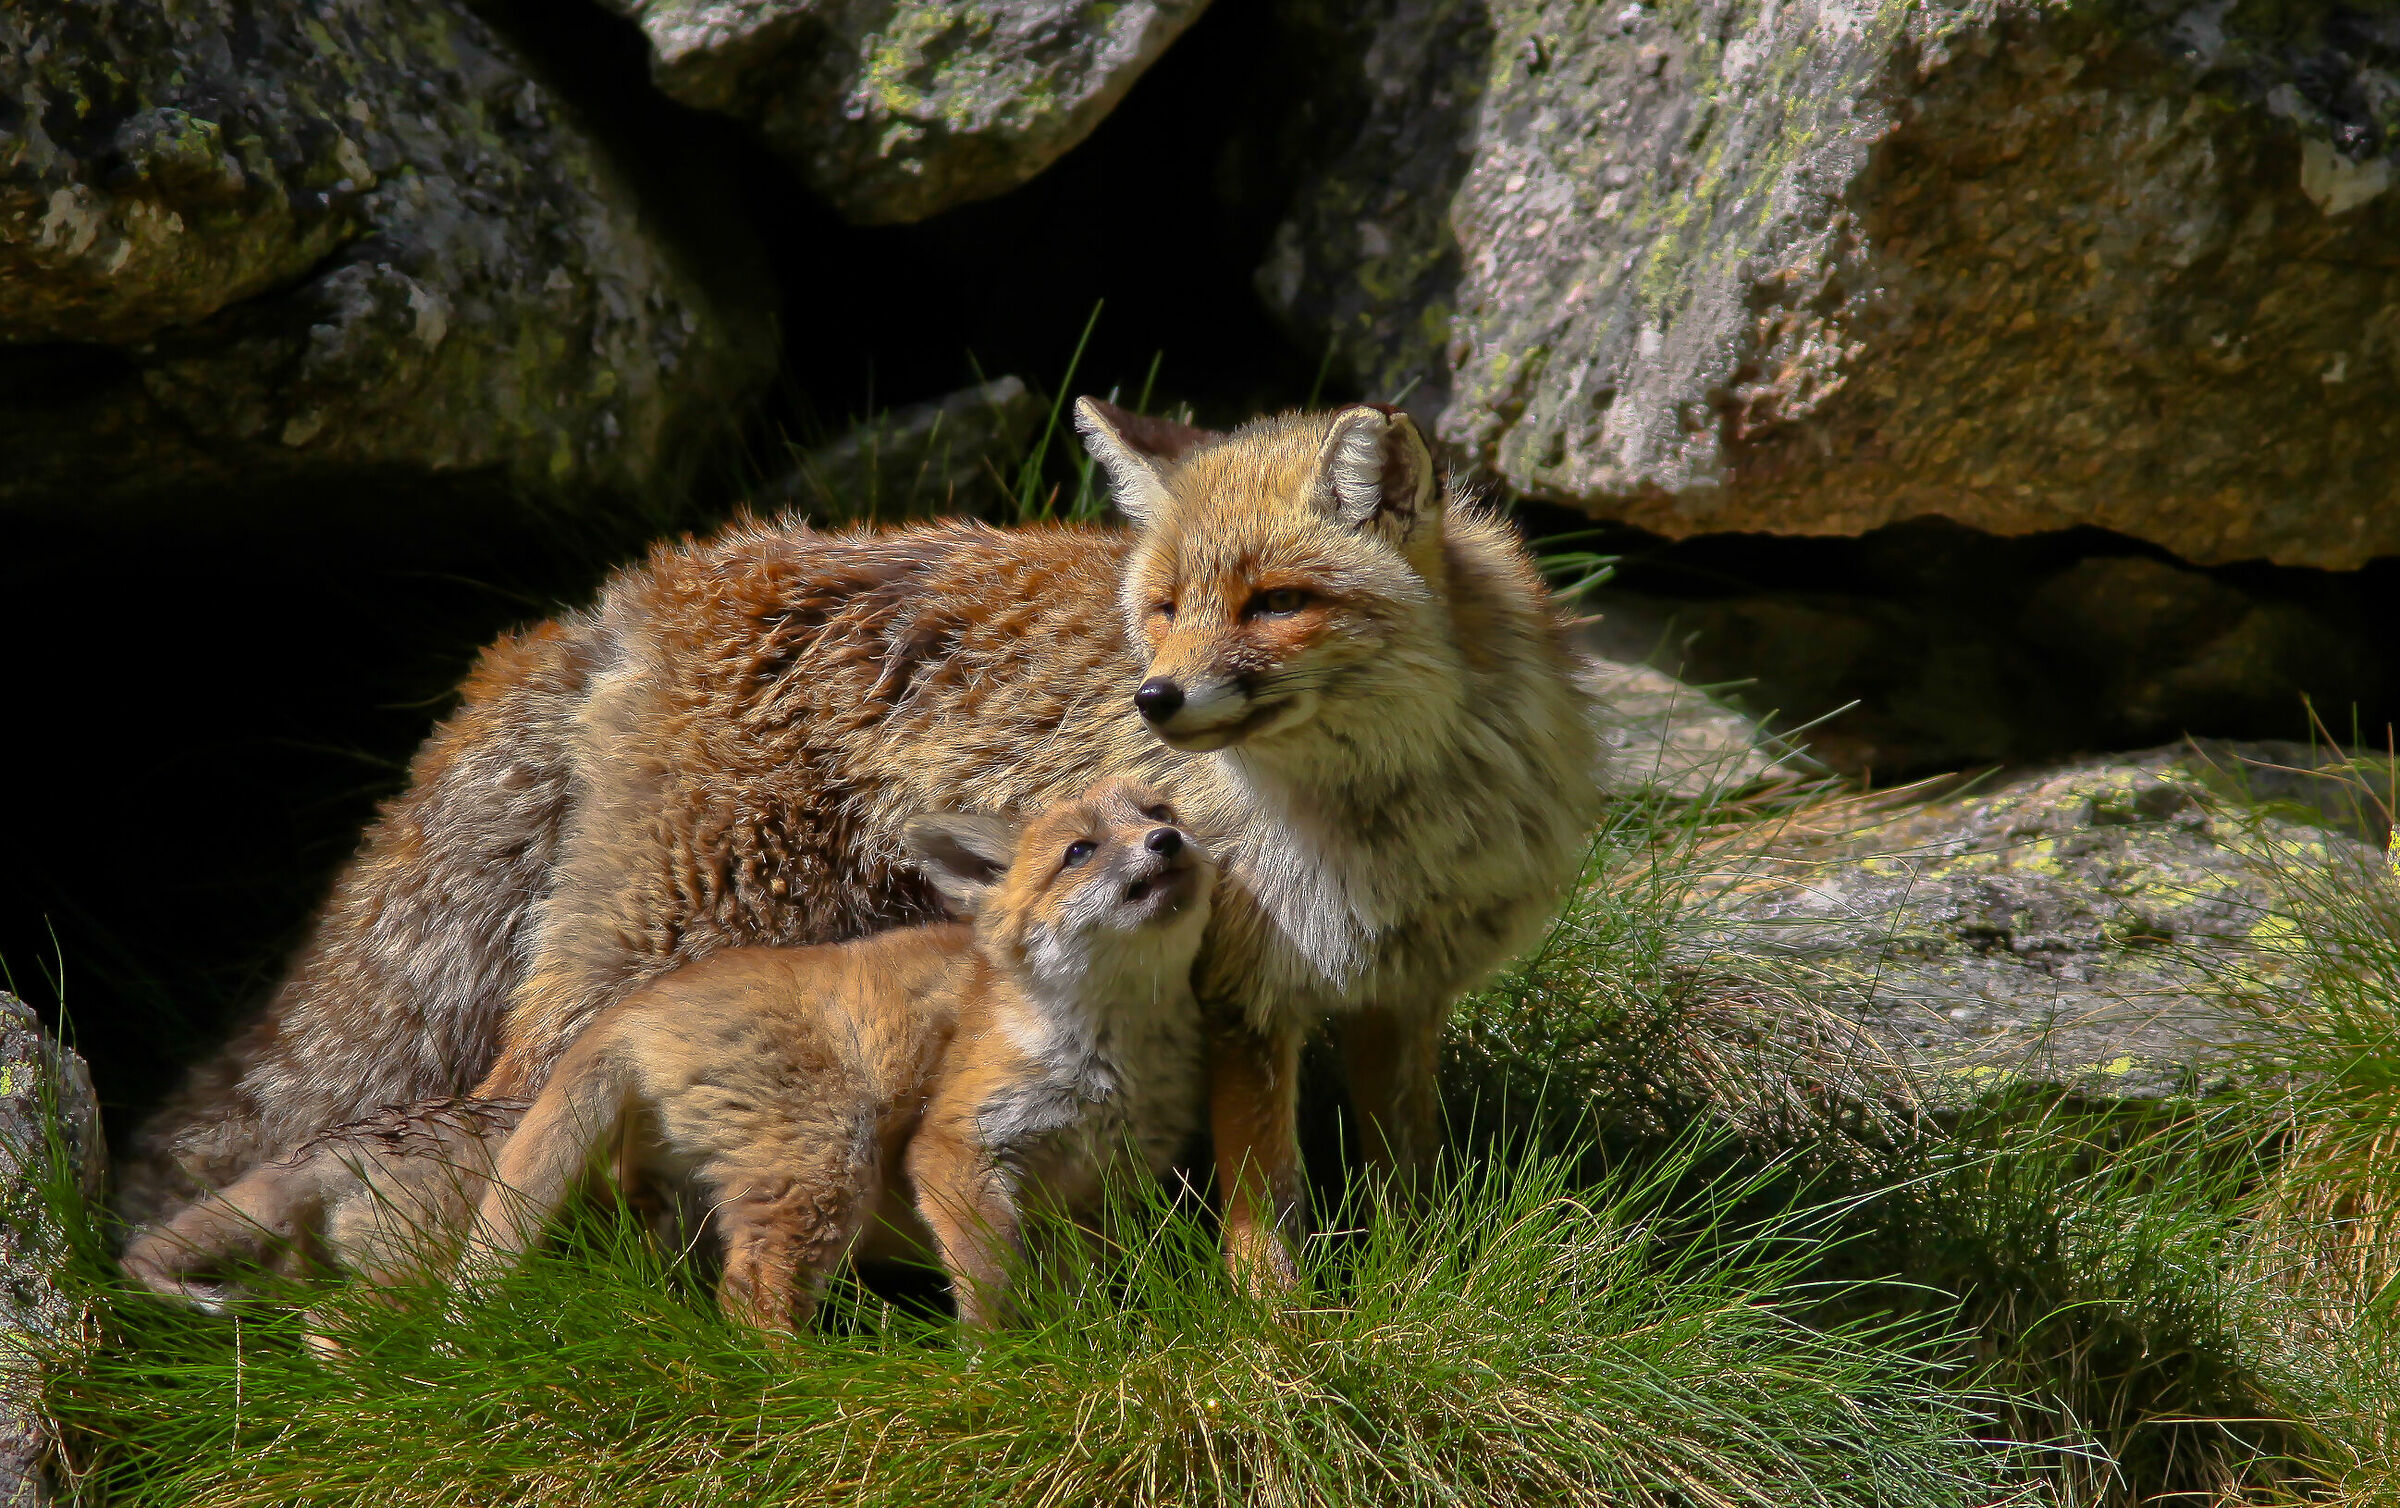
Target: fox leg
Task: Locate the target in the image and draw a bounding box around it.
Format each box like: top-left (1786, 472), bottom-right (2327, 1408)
top-left (120, 1156), bottom-right (342, 1308)
top-left (475, 661), bottom-right (732, 1101)
top-left (1208, 1014), bottom-right (1305, 1296)
top-left (1333, 1001), bottom-right (1449, 1194)
top-left (455, 1051), bottom-right (630, 1295)
top-left (902, 1121), bottom-right (1021, 1330)
top-left (477, 926), bottom-right (653, 1100)
top-left (707, 1159), bottom-right (875, 1335)
top-left (476, 904), bottom-right (656, 1102)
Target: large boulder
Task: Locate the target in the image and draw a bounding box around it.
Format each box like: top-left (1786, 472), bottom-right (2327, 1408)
top-left (1682, 742), bottom-right (2384, 1105)
top-left (1582, 582), bottom-right (2064, 779)
top-left (0, 994), bottom-right (103, 1508)
top-left (596, 0), bottom-right (1214, 224)
top-left (0, 0), bottom-right (778, 516)
top-left (1264, 0), bottom-right (2400, 569)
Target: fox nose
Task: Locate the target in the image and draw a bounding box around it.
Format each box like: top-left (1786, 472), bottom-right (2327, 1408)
top-left (1145, 826), bottom-right (1183, 859)
top-left (1135, 677), bottom-right (1184, 723)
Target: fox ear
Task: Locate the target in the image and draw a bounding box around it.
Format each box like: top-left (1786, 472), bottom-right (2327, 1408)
top-left (902, 813), bottom-right (1021, 916)
top-left (1313, 405), bottom-right (1440, 540)
top-left (1074, 397), bottom-right (1198, 526)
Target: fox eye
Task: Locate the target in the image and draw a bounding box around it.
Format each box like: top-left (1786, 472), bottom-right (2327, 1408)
top-left (1153, 600), bottom-right (1176, 619)
top-left (1062, 839), bottom-right (1096, 868)
top-left (1144, 804), bottom-right (1174, 823)
top-left (1248, 588), bottom-right (1308, 617)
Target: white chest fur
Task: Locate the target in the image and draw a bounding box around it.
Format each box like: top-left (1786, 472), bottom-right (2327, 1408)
top-left (975, 959), bottom-right (1206, 1207)
top-left (1211, 686), bottom-right (1598, 1011)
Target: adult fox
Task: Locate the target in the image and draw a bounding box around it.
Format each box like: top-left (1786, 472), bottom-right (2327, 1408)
top-left (125, 401), bottom-right (1601, 1285)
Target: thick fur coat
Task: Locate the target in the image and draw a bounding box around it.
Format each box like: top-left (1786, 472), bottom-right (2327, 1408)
top-left (458, 779), bottom-right (1214, 1330)
top-left (126, 403), bottom-right (1601, 1281)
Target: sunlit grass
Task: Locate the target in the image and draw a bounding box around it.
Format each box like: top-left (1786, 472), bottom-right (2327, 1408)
top-left (34, 1131), bottom-right (2028, 1508)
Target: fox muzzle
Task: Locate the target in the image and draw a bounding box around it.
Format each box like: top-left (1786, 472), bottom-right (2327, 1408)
top-left (1134, 677), bottom-right (1184, 724)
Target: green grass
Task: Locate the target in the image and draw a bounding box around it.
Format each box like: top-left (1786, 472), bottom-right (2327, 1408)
top-left (1442, 767), bottom-right (2400, 1505)
top-left (22, 704), bottom-right (2400, 1506)
top-left (35, 1144), bottom-right (2022, 1508)
top-left (2208, 743), bottom-right (2400, 1501)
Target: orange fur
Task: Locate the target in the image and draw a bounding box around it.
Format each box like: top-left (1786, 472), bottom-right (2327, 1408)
top-left (128, 404), bottom-right (1602, 1286)
top-left (458, 780), bottom-right (1214, 1330)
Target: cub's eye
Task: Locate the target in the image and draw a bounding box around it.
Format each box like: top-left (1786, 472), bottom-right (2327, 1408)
top-left (1144, 804), bottom-right (1174, 823)
top-left (1247, 587), bottom-right (1309, 617)
top-left (1062, 839), bottom-right (1096, 868)
top-left (1153, 600), bottom-right (1176, 619)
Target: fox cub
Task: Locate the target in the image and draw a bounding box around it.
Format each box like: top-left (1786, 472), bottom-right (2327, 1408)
top-left (454, 778), bottom-right (1213, 1330)
top-left (126, 781), bottom-right (1210, 1334)
top-left (120, 1095), bottom-right (528, 1332)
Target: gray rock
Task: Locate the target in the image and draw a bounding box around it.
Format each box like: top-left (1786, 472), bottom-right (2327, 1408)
top-left (0, 995), bottom-right (103, 1508)
top-left (1681, 742), bottom-right (2387, 1105)
top-left (1264, 0), bottom-right (2400, 569)
top-left (763, 376), bottom-right (1046, 521)
top-left (600, 0), bottom-right (1214, 224)
top-left (1575, 651), bottom-right (1810, 799)
top-left (0, 0), bottom-right (778, 515)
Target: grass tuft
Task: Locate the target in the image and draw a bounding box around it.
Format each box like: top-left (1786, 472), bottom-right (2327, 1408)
top-left (44, 1143), bottom-right (2015, 1508)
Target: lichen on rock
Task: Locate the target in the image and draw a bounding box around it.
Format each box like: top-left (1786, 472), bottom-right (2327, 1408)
top-left (0, 0), bottom-right (780, 515)
top-left (1683, 741), bottom-right (2389, 1105)
top-left (1265, 0), bottom-right (2400, 569)
top-left (599, 0), bottom-right (1214, 224)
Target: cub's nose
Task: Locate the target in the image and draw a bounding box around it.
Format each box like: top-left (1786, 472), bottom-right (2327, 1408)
top-left (1145, 826), bottom-right (1183, 859)
top-left (1134, 677), bottom-right (1184, 723)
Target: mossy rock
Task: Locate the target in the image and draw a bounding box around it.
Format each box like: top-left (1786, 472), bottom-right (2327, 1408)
top-left (1265, 0), bottom-right (2400, 569)
top-left (0, 0), bottom-right (778, 516)
top-left (760, 376), bottom-right (1047, 520)
top-left (1576, 649), bottom-right (1813, 798)
top-left (599, 0), bottom-right (1213, 224)
top-left (0, 993), bottom-right (100, 1508)
top-left (1684, 741), bottom-right (2389, 1105)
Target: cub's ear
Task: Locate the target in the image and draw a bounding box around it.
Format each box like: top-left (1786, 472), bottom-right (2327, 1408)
top-left (902, 812), bottom-right (1022, 916)
top-left (1074, 397), bottom-right (1214, 526)
top-left (1312, 404), bottom-right (1440, 540)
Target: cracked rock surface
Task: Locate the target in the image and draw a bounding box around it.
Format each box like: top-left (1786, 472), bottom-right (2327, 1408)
top-left (1683, 741), bottom-right (2384, 1103)
top-left (1, 0), bottom-right (779, 515)
top-left (597, 0), bottom-right (1214, 224)
top-left (1265, 0), bottom-right (2400, 569)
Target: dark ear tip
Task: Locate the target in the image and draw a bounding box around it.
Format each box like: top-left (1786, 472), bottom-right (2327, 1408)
top-left (1085, 403), bottom-right (1222, 464)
